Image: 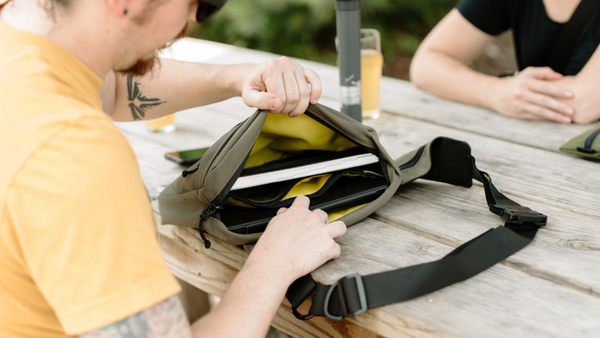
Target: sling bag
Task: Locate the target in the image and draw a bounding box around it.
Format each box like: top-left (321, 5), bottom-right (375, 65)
top-left (560, 121), bottom-right (600, 159)
top-left (158, 103), bottom-right (547, 320)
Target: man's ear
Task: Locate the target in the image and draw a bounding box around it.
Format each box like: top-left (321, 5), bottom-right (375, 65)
top-left (188, 1), bottom-right (199, 22)
top-left (105, 0), bottom-right (129, 17)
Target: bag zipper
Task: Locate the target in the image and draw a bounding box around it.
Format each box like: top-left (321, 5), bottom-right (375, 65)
top-left (577, 128), bottom-right (600, 154)
top-left (197, 203), bottom-right (222, 249)
top-left (304, 111), bottom-right (390, 182)
top-left (304, 111), bottom-right (378, 154)
top-left (196, 150), bottom-right (253, 249)
top-left (398, 145), bottom-right (426, 170)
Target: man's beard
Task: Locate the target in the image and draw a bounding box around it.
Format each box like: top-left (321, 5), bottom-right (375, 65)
top-left (117, 23), bottom-right (188, 77)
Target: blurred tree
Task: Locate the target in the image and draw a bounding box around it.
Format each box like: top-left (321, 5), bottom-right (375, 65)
top-left (188, 0), bottom-right (514, 79)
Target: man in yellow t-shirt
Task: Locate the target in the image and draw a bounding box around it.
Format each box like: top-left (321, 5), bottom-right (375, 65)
top-left (0, 0), bottom-right (347, 337)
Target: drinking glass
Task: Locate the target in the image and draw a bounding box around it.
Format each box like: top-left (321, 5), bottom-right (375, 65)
top-left (360, 29), bottom-right (383, 120)
top-left (146, 114), bottom-right (176, 133)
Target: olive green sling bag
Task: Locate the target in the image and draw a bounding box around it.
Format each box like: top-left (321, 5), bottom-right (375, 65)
top-left (560, 122), bottom-right (600, 159)
top-left (158, 103), bottom-right (547, 321)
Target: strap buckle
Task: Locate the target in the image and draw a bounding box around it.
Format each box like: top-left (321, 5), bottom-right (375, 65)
top-left (492, 204), bottom-right (547, 226)
top-left (324, 273), bottom-right (368, 321)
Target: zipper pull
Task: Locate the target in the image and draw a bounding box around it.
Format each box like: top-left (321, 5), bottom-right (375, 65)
top-left (198, 204), bottom-right (220, 249)
top-left (182, 166), bottom-right (200, 177)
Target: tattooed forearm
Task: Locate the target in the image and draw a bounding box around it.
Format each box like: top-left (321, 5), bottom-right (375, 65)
top-left (126, 75), bottom-right (166, 121)
top-left (80, 295), bottom-right (191, 338)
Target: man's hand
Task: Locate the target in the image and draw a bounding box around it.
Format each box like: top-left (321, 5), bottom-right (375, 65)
top-left (491, 67), bottom-right (575, 123)
top-left (245, 196), bottom-right (346, 284)
top-left (241, 57), bottom-right (322, 118)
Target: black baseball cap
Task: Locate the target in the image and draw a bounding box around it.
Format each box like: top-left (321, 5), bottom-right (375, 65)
top-left (196, 0), bottom-right (227, 22)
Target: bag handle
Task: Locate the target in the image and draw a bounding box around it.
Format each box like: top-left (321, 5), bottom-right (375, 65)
top-left (286, 137), bottom-right (547, 321)
top-left (547, 0), bottom-right (600, 74)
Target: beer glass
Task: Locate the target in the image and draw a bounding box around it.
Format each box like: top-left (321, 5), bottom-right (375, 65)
top-left (360, 29), bottom-right (383, 120)
top-left (146, 114), bottom-right (176, 133)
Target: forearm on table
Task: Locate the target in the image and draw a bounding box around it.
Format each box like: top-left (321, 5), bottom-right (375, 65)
top-left (410, 50), bottom-right (503, 110)
top-left (190, 260), bottom-right (292, 338)
top-left (108, 59), bottom-right (256, 122)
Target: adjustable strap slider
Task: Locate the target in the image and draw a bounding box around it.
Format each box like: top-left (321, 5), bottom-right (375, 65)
top-left (491, 204), bottom-right (547, 226)
top-left (324, 273), bottom-right (368, 321)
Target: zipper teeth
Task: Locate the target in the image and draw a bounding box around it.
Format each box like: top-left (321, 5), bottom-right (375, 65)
top-left (200, 120), bottom-right (249, 188)
top-left (398, 146), bottom-right (425, 170)
top-left (214, 150), bottom-right (252, 205)
top-left (584, 128), bottom-right (600, 149)
top-left (304, 112), bottom-right (378, 153)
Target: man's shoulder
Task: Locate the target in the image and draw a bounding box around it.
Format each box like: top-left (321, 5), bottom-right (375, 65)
top-left (5, 113), bottom-right (141, 210)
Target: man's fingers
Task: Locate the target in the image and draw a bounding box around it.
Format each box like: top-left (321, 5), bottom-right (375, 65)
top-left (312, 209), bottom-right (328, 224)
top-left (526, 92), bottom-right (574, 117)
top-left (280, 71), bottom-right (300, 115)
top-left (243, 90), bottom-right (282, 112)
top-left (528, 79), bottom-right (574, 99)
top-left (288, 69), bottom-right (311, 118)
top-left (290, 195), bottom-right (310, 210)
top-left (328, 221), bottom-right (347, 240)
top-left (265, 72), bottom-right (287, 114)
top-left (276, 207), bottom-right (288, 215)
top-left (303, 68), bottom-right (322, 105)
top-left (329, 242), bottom-right (342, 260)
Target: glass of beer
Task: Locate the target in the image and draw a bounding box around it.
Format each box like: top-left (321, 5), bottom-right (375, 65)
top-left (146, 114), bottom-right (176, 133)
top-left (360, 29), bottom-right (383, 120)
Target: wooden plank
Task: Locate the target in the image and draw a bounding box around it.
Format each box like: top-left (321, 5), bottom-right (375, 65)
top-left (160, 218), bottom-right (600, 338)
top-left (164, 38), bottom-right (592, 153)
top-left (378, 76), bottom-right (591, 154)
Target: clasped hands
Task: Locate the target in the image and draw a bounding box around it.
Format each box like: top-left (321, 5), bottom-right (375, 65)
top-left (492, 66), bottom-right (599, 124)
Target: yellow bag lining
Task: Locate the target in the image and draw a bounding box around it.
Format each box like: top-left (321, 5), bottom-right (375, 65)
top-left (226, 113), bottom-right (374, 225)
top-left (244, 113), bottom-right (358, 169)
top-left (283, 174), bottom-right (331, 200)
top-left (328, 203), bottom-right (367, 222)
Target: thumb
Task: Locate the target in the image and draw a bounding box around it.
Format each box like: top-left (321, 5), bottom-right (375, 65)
top-left (243, 89), bottom-right (282, 112)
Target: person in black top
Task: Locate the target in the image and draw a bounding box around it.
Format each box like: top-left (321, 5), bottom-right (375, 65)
top-left (410, 0), bottom-right (600, 124)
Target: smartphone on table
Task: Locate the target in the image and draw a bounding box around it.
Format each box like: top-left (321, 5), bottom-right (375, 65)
top-left (165, 147), bottom-right (210, 166)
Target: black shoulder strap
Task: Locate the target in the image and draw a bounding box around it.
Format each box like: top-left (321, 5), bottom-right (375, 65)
top-left (286, 137), bottom-right (547, 321)
top-left (547, 0), bottom-right (600, 74)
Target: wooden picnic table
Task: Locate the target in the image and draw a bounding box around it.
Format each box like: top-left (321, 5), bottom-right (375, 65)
top-left (116, 38), bottom-right (600, 338)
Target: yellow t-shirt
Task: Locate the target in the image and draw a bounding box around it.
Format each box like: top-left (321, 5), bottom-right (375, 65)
top-left (0, 17), bottom-right (180, 338)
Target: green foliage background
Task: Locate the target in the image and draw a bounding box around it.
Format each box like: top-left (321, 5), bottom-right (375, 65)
top-left (188, 0), bottom-right (460, 79)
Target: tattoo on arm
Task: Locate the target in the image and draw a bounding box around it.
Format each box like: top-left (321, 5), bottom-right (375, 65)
top-left (126, 75), bottom-right (166, 121)
top-left (80, 295), bottom-right (191, 338)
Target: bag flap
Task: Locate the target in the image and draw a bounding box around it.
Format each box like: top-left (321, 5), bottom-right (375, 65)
top-left (560, 122), bottom-right (600, 159)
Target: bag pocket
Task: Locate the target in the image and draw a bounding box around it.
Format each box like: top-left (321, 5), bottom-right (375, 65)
top-left (220, 163), bottom-right (389, 234)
